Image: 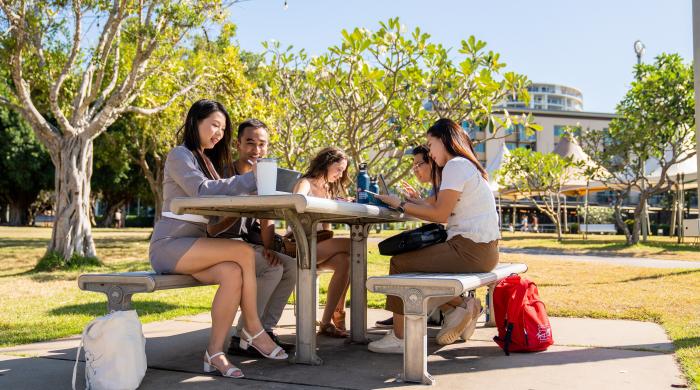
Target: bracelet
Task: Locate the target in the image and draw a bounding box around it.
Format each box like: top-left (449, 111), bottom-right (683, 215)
top-left (397, 200), bottom-right (407, 214)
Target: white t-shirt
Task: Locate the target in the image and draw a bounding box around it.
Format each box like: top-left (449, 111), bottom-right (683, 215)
top-left (439, 157), bottom-right (500, 242)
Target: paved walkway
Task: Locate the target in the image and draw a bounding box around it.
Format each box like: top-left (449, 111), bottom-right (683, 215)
top-left (499, 247), bottom-right (700, 269)
top-left (0, 306), bottom-right (688, 389)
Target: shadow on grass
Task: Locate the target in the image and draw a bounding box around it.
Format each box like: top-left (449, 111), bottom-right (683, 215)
top-left (591, 269), bottom-right (700, 285)
top-left (0, 238), bottom-right (48, 248)
top-left (500, 234), bottom-right (700, 255)
top-left (675, 336), bottom-right (700, 349)
top-left (1, 260), bottom-right (152, 280)
top-left (49, 301), bottom-right (186, 317)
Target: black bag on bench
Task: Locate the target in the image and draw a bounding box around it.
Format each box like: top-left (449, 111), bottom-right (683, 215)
top-left (378, 223), bottom-right (447, 256)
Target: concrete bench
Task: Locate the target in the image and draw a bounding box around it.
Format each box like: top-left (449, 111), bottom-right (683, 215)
top-left (366, 262), bottom-right (528, 385)
top-left (582, 224), bottom-right (617, 234)
top-left (78, 272), bottom-right (208, 311)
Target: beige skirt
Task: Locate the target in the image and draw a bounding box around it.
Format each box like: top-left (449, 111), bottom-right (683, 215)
top-left (385, 235), bottom-right (499, 315)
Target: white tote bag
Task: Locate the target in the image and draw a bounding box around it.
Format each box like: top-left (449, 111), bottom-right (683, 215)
top-left (72, 310), bottom-right (147, 390)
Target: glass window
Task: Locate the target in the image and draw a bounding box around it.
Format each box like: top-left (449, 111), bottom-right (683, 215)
top-left (506, 142), bottom-right (517, 150)
top-left (517, 124), bottom-right (536, 141)
top-left (474, 142), bottom-right (485, 153)
top-left (554, 125), bottom-right (566, 137)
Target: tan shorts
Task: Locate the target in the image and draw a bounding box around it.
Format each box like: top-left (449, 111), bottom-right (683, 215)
top-left (385, 235), bottom-right (499, 314)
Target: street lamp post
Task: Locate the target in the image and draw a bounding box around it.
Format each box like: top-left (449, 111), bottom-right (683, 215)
top-left (693, 1), bottom-right (700, 229)
top-left (634, 40), bottom-right (649, 242)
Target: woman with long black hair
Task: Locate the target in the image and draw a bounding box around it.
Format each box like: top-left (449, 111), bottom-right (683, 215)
top-left (371, 118), bottom-right (500, 353)
top-left (149, 99), bottom-right (287, 378)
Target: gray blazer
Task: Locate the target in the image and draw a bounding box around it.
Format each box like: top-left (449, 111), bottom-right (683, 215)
top-left (151, 145), bottom-right (257, 249)
top-left (162, 145), bottom-right (256, 213)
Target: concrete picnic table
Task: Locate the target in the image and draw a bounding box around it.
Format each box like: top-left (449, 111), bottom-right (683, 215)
top-left (170, 194), bottom-right (413, 366)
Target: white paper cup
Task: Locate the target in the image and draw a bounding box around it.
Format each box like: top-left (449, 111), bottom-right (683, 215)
top-left (256, 158), bottom-right (278, 195)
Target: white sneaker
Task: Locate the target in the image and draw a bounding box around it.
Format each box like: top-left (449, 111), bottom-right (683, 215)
top-left (368, 330), bottom-right (404, 354)
top-left (460, 297), bottom-right (482, 341)
top-left (436, 300), bottom-right (471, 345)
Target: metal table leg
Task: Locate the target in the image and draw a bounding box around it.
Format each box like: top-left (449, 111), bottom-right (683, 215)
top-left (284, 211), bottom-right (323, 365)
top-left (349, 223), bottom-right (370, 344)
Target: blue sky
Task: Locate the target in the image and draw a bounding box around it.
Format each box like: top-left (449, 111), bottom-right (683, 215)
top-left (227, 0), bottom-right (693, 113)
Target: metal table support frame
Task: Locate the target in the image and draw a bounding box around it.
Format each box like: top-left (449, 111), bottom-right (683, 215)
top-left (349, 224), bottom-right (371, 344)
top-left (283, 210), bottom-right (323, 365)
top-left (170, 194), bottom-right (412, 366)
top-left (283, 213), bottom-right (373, 363)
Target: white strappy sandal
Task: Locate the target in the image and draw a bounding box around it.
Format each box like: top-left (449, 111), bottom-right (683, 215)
top-left (203, 350), bottom-right (244, 378)
top-left (239, 328), bottom-right (288, 360)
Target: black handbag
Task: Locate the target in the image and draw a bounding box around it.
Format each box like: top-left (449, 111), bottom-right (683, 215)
top-left (378, 223), bottom-right (447, 256)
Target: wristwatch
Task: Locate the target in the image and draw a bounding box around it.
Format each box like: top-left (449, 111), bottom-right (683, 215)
top-left (397, 200), bottom-right (407, 214)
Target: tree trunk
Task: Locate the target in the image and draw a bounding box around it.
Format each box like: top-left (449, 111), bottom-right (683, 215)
top-left (89, 195), bottom-right (98, 227)
top-left (8, 201), bottom-right (29, 226)
top-left (99, 199), bottom-right (126, 228)
top-left (47, 136), bottom-right (97, 260)
top-left (670, 191), bottom-right (677, 236)
top-left (612, 195), bottom-right (631, 244)
top-left (137, 153), bottom-right (164, 224)
top-left (152, 185), bottom-right (163, 224)
top-left (629, 195), bottom-right (646, 245)
top-left (0, 203), bottom-right (7, 224)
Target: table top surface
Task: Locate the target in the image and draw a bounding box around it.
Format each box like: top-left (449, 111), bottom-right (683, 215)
top-left (170, 193), bottom-right (415, 223)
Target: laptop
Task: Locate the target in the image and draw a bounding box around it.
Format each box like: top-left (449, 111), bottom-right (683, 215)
top-left (276, 168), bottom-right (302, 193)
top-left (378, 174), bottom-right (390, 195)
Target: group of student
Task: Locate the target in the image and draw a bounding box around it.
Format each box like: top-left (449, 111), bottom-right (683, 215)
top-left (149, 99), bottom-right (500, 378)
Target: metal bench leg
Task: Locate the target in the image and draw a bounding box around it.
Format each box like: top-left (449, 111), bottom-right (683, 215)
top-left (106, 286), bottom-right (134, 312)
top-left (485, 283), bottom-right (496, 327)
top-left (403, 313), bottom-right (433, 385)
top-left (80, 282), bottom-right (136, 312)
top-left (370, 286), bottom-right (455, 385)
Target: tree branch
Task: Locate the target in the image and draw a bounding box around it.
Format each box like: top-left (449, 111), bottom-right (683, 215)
top-left (122, 74), bottom-right (203, 116)
top-left (50, 0), bottom-right (82, 134)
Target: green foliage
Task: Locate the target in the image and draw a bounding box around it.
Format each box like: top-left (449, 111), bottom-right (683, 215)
top-left (93, 118), bottom-right (153, 225)
top-left (0, 107), bottom-right (53, 225)
top-left (569, 223), bottom-right (579, 234)
top-left (257, 17), bottom-right (535, 187)
top-left (577, 206), bottom-right (615, 224)
top-left (34, 251), bottom-right (101, 272)
top-left (581, 53), bottom-right (695, 244)
top-left (498, 148), bottom-right (580, 239)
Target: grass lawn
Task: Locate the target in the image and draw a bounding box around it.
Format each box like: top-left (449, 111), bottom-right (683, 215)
top-left (348, 228), bottom-right (700, 261)
top-left (0, 226), bottom-right (698, 388)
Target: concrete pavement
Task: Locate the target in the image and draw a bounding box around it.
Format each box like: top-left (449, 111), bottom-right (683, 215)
top-left (0, 305), bottom-right (688, 389)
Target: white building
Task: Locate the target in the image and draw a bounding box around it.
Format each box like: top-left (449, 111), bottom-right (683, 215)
top-left (503, 82), bottom-right (584, 112)
top-left (469, 109), bottom-right (615, 169)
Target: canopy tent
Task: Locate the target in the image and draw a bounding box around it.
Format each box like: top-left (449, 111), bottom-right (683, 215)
top-left (552, 134), bottom-right (611, 195)
top-left (552, 135), bottom-right (614, 236)
top-left (485, 143), bottom-right (514, 228)
top-left (646, 153), bottom-right (698, 190)
top-left (486, 143), bottom-right (510, 193)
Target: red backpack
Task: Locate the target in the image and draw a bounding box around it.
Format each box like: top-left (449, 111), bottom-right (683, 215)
top-left (492, 275), bottom-right (553, 355)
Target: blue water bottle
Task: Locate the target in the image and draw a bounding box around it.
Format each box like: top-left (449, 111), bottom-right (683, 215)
top-left (369, 177), bottom-right (380, 205)
top-left (357, 163), bottom-right (370, 204)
